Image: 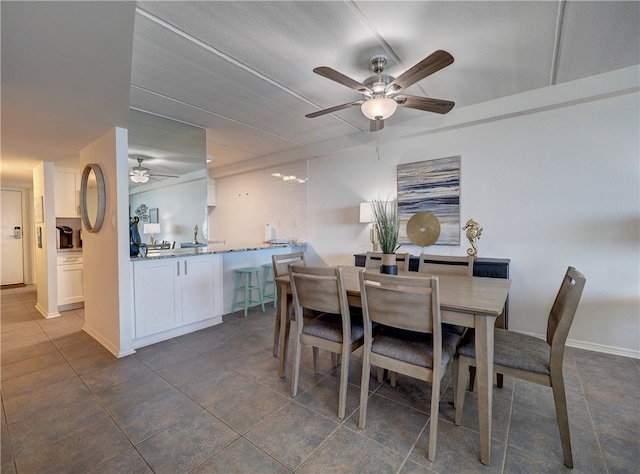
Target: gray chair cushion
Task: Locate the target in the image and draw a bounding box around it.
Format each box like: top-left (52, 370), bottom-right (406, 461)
top-left (302, 313), bottom-right (365, 344)
top-left (458, 328), bottom-right (551, 375)
top-left (443, 323), bottom-right (466, 336)
top-left (371, 328), bottom-right (461, 370)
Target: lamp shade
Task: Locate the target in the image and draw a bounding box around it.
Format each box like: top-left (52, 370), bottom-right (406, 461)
top-left (143, 223), bottom-right (161, 234)
top-left (361, 97), bottom-right (398, 120)
top-left (359, 202), bottom-right (374, 223)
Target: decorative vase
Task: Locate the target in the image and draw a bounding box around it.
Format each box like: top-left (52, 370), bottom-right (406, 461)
top-left (380, 253), bottom-right (398, 275)
top-left (130, 217), bottom-right (141, 257)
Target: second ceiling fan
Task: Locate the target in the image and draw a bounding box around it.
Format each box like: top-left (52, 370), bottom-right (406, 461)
top-left (129, 156), bottom-right (178, 184)
top-left (307, 50), bottom-right (455, 131)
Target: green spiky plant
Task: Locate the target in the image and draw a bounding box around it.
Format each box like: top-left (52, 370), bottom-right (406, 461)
top-left (371, 199), bottom-right (400, 254)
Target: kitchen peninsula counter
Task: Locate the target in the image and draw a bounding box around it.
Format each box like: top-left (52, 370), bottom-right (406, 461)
top-left (130, 241), bottom-right (306, 261)
top-left (130, 242), bottom-right (307, 349)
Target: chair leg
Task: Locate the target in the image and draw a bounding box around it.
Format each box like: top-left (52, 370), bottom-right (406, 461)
top-left (281, 304), bottom-right (292, 375)
top-left (254, 271), bottom-right (265, 312)
top-left (359, 353), bottom-right (371, 429)
top-left (331, 352), bottom-right (339, 368)
top-left (272, 315), bottom-right (280, 357)
top-left (551, 369), bottom-right (573, 468)
top-left (338, 350), bottom-right (349, 419)
top-left (376, 367), bottom-right (384, 383)
top-left (389, 371), bottom-right (397, 387)
top-left (451, 355), bottom-right (459, 408)
top-left (290, 324), bottom-right (302, 398)
top-left (428, 373), bottom-right (441, 461)
top-left (313, 346), bottom-right (320, 374)
top-left (243, 273), bottom-right (250, 317)
top-left (468, 366), bottom-right (476, 391)
top-left (455, 355), bottom-right (470, 425)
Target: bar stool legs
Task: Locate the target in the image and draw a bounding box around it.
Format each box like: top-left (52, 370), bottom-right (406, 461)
top-left (231, 267), bottom-right (265, 317)
top-left (262, 263), bottom-right (277, 309)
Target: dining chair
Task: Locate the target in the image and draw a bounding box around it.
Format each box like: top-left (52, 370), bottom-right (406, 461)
top-left (289, 264), bottom-right (365, 419)
top-left (271, 251), bottom-right (306, 357)
top-left (364, 251), bottom-right (410, 271)
top-left (417, 253), bottom-right (492, 389)
top-left (455, 266), bottom-right (586, 468)
top-left (417, 253), bottom-right (474, 276)
top-left (358, 271), bottom-right (461, 461)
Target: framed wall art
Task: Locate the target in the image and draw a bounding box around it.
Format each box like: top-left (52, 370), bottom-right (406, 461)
top-left (397, 156), bottom-right (461, 245)
top-left (149, 208), bottom-right (159, 224)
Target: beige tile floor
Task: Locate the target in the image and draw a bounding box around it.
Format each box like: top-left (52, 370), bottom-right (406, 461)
top-left (1, 285), bottom-right (639, 473)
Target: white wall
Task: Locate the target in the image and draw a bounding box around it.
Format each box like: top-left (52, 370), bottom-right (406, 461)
top-left (129, 172), bottom-right (207, 247)
top-left (32, 162), bottom-right (59, 318)
top-left (80, 128), bottom-right (134, 358)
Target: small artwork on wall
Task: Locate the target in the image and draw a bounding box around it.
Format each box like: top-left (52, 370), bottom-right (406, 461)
top-left (149, 208), bottom-right (158, 224)
top-left (397, 156), bottom-right (461, 245)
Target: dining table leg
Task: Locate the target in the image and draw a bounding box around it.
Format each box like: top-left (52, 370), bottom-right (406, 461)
top-left (474, 313), bottom-right (497, 465)
top-left (277, 281), bottom-right (289, 378)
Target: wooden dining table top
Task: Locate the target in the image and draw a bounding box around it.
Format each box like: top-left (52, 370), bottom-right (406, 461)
top-left (276, 265), bottom-right (511, 317)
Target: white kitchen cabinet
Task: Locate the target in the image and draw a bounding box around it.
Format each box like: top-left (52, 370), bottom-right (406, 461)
top-left (54, 168), bottom-right (80, 217)
top-left (57, 253), bottom-right (83, 307)
top-left (133, 254), bottom-right (223, 339)
top-left (182, 255), bottom-right (223, 324)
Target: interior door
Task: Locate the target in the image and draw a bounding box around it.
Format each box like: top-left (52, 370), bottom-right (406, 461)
top-left (1, 190), bottom-right (24, 285)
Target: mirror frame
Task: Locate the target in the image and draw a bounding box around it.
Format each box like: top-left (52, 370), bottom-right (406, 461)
top-left (80, 163), bottom-right (106, 233)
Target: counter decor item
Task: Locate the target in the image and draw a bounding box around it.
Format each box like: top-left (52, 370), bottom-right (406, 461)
top-left (406, 211), bottom-right (441, 251)
top-left (130, 217), bottom-right (141, 257)
top-left (462, 218), bottom-right (483, 257)
top-left (193, 225), bottom-right (200, 244)
top-left (371, 199), bottom-right (400, 274)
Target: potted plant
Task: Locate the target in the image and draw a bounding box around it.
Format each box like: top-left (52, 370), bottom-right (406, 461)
top-left (371, 199), bottom-right (400, 274)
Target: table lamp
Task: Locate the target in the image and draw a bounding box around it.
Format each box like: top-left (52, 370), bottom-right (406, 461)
top-left (143, 223), bottom-right (161, 245)
top-left (359, 202), bottom-right (378, 252)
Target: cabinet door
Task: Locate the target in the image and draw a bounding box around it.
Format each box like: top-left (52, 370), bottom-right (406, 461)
top-left (134, 259), bottom-right (181, 338)
top-left (55, 169), bottom-right (79, 217)
top-left (57, 264), bottom-right (84, 305)
top-left (182, 255), bottom-right (223, 324)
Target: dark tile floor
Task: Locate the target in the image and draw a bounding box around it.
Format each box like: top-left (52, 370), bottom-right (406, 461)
top-left (2, 286), bottom-right (639, 473)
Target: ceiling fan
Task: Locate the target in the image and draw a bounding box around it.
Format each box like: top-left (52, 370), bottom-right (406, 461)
top-left (129, 156), bottom-right (178, 184)
top-left (306, 50), bottom-right (455, 132)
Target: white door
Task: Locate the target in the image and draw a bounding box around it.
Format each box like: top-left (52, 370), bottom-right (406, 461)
top-left (1, 190), bottom-right (24, 285)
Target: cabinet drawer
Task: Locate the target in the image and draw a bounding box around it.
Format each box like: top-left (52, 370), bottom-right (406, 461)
top-left (57, 254), bottom-right (83, 265)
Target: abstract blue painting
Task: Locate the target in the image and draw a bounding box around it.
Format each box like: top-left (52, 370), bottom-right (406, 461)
top-left (397, 156), bottom-right (461, 245)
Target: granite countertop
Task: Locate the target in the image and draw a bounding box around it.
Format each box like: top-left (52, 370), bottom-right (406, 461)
top-left (131, 241), bottom-right (306, 261)
top-left (57, 248), bottom-right (83, 253)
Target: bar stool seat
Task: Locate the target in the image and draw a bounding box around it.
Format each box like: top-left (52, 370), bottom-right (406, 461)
top-left (231, 267), bottom-right (265, 317)
top-left (262, 263), bottom-right (277, 308)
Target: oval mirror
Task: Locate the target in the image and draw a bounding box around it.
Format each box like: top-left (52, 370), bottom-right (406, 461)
top-left (80, 163), bottom-right (106, 233)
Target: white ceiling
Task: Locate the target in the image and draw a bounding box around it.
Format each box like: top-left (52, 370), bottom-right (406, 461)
top-left (2, 1), bottom-right (639, 186)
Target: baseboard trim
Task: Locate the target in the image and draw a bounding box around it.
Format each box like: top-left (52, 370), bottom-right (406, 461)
top-left (518, 329), bottom-right (639, 360)
top-left (82, 325), bottom-right (136, 359)
top-left (35, 303), bottom-right (60, 319)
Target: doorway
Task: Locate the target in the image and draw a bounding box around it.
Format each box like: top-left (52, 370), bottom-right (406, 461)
top-left (1, 190), bottom-right (25, 285)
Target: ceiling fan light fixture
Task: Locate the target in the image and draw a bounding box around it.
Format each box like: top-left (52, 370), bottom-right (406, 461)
top-left (361, 97), bottom-right (397, 120)
top-left (130, 174), bottom-right (149, 183)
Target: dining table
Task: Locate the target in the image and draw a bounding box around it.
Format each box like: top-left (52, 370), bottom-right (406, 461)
top-left (275, 265), bottom-right (511, 466)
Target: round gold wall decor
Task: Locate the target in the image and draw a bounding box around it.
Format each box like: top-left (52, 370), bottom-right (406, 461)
top-left (406, 212), bottom-right (441, 247)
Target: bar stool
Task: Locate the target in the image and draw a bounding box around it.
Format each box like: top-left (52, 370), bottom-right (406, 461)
top-left (231, 267), bottom-right (265, 317)
top-left (262, 263), bottom-right (277, 308)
